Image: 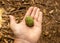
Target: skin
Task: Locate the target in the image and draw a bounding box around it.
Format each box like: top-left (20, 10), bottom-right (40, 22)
top-left (9, 7), bottom-right (42, 43)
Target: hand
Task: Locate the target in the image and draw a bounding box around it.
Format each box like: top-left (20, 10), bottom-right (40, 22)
top-left (9, 7), bottom-right (42, 43)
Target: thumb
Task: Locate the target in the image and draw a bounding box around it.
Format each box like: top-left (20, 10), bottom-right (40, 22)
top-left (9, 15), bottom-right (16, 25)
top-left (9, 15), bottom-right (17, 34)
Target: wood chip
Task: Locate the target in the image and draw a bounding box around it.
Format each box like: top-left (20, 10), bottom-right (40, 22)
top-left (43, 9), bottom-right (47, 14)
top-left (49, 10), bottom-right (54, 14)
top-left (0, 32), bottom-right (3, 39)
top-left (4, 39), bottom-right (8, 43)
top-left (7, 35), bottom-right (14, 39)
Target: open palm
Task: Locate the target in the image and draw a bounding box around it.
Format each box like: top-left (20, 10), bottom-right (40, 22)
top-left (9, 7), bottom-right (42, 43)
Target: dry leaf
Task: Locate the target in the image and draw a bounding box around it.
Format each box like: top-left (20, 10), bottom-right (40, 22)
top-left (0, 8), bottom-right (5, 28)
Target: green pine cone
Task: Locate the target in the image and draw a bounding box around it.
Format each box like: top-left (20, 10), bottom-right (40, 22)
top-left (25, 16), bottom-right (34, 27)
